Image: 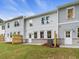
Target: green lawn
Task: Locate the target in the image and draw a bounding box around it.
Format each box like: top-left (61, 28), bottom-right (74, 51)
top-left (0, 43), bottom-right (79, 59)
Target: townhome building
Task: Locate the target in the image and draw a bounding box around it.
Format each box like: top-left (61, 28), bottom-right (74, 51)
top-left (4, 16), bottom-right (25, 42)
top-left (58, 2), bottom-right (79, 47)
top-left (0, 19), bottom-right (5, 36)
top-left (25, 10), bottom-right (58, 43)
top-left (1, 1), bottom-right (79, 47)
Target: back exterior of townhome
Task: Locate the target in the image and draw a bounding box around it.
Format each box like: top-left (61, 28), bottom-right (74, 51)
top-left (0, 1), bottom-right (79, 46)
top-left (0, 24), bottom-right (5, 36)
top-left (4, 16), bottom-right (25, 42)
top-left (25, 11), bottom-right (58, 43)
top-left (58, 2), bottom-right (79, 45)
top-left (0, 19), bottom-right (5, 37)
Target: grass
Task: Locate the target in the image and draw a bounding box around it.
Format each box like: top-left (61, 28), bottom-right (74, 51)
top-left (0, 43), bottom-right (79, 59)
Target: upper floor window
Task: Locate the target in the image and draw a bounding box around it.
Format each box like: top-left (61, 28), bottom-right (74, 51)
top-left (7, 23), bottom-right (10, 28)
top-left (46, 16), bottom-right (49, 24)
top-left (41, 16), bottom-right (49, 24)
top-left (14, 20), bottom-right (20, 27)
top-left (41, 17), bottom-right (45, 24)
top-left (29, 20), bottom-right (33, 27)
top-left (67, 7), bottom-right (75, 19)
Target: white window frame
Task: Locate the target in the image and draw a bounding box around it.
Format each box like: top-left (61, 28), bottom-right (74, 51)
top-left (40, 31), bottom-right (44, 39)
top-left (66, 6), bottom-right (75, 19)
top-left (47, 30), bottom-right (51, 39)
top-left (77, 27), bottom-right (79, 38)
top-left (29, 20), bottom-right (33, 27)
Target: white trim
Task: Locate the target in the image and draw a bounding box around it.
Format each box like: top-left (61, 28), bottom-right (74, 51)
top-left (77, 27), bottom-right (79, 38)
top-left (57, 9), bottom-right (59, 37)
top-left (64, 31), bottom-right (72, 45)
top-left (66, 6), bottom-right (75, 19)
top-left (59, 21), bottom-right (79, 25)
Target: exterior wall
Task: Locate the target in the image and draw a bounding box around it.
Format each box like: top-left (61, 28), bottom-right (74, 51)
top-left (58, 5), bottom-right (79, 38)
top-left (5, 18), bottom-right (24, 42)
top-left (58, 4), bottom-right (79, 45)
top-left (0, 25), bottom-right (5, 35)
top-left (58, 5), bottom-right (79, 23)
top-left (1, 2), bottom-right (79, 45)
top-left (25, 12), bottom-right (58, 43)
top-left (58, 22), bottom-right (79, 38)
top-left (72, 38), bottom-right (79, 45)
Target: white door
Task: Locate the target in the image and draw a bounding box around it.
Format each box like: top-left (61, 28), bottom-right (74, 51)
top-left (65, 31), bottom-right (72, 45)
top-left (28, 39), bottom-right (32, 43)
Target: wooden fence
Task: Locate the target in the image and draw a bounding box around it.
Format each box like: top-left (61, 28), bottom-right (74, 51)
top-left (0, 35), bottom-right (4, 42)
top-left (12, 34), bottom-right (23, 44)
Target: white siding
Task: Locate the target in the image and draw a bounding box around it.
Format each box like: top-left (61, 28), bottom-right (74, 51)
top-left (5, 18), bottom-right (24, 42)
top-left (25, 12), bottom-right (58, 39)
top-left (0, 25), bottom-right (5, 35)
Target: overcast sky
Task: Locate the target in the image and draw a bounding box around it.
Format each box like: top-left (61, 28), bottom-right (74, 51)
top-left (0, 0), bottom-right (76, 20)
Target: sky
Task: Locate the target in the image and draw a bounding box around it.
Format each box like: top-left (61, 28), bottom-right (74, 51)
top-left (0, 0), bottom-right (76, 20)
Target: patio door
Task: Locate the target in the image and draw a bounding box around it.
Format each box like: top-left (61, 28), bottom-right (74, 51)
top-left (65, 31), bottom-right (72, 45)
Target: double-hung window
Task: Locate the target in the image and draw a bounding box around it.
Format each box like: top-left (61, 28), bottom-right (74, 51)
top-left (34, 32), bottom-right (37, 38)
top-left (40, 31), bottom-right (44, 38)
top-left (47, 31), bottom-right (51, 38)
top-left (67, 7), bottom-right (75, 19)
top-left (77, 28), bottom-right (79, 38)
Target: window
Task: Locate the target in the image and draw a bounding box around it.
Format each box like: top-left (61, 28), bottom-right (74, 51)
top-left (17, 21), bottom-right (19, 26)
top-left (41, 16), bottom-right (49, 24)
top-left (2, 25), bottom-right (5, 30)
top-left (77, 28), bottom-right (79, 37)
top-left (14, 22), bottom-right (16, 27)
top-left (7, 23), bottom-right (10, 28)
top-left (10, 32), bottom-right (12, 38)
top-left (29, 20), bottom-right (33, 27)
top-left (29, 34), bottom-right (31, 38)
top-left (30, 23), bottom-right (33, 27)
top-left (47, 31), bottom-right (51, 38)
top-left (67, 8), bottom-right (74, 19)
top-left (34, 32), bottom-right (37, 38)
top-left (14, 21), bottom-right (20, 27)
top-left (46, 16), bottom-right (49, 24)
top-left (18, 32), bottom-right (20, 35)
top-left (13, 32), bottom-right (16, 35)
top-left (3, 34), bottom-right (4, 36)
top-left (41, 17), bottom-right (44, 24)
top-left (40, 31), bottom-right (44, 38)
top-left (7, 33), bottom-right (9, 37)
top-left (66, 31), bottom-right (70, 37)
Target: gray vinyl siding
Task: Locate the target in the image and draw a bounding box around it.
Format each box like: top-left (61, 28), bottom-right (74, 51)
top-left (58, 22), bottom-right (79, 38)
top-left (58, 4), bottom-right (79, 39)
top-left (25, 12), bottom-right (58, 39)
top-left (58, 5), bottom-right (79, 23)
top-left (5, 18), bottom-right (25, 42)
